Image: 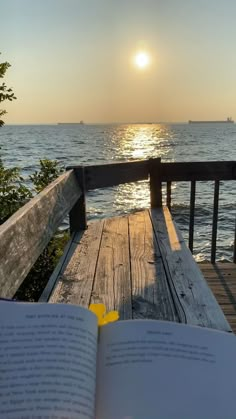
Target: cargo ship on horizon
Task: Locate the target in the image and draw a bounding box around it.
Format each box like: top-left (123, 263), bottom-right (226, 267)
top-left (58, 120), bottom-right (84, 125)
top-left (188, 117), bottom-right (234, 124)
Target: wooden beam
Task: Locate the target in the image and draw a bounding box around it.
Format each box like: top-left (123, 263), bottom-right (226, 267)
top-left (189, 180), bottom-right (196, 253)
top-left (129, 210), bottom-right (178, 321)
top-left (161, 161), bottom-right (236, 181)
top-left (149, 158), bottom-right (162, 208)
top-left (50, 221), bottom-right (104, 307)
top-left (90, 216), bottom-right (132, 319)
top-left (211, 180), bottom-right (220, 263)
top-left (0, 170), bottom-right (82, 298)
top-left (234, 218), bottom-right (236, 264)
top-left (68, 160), bottom-right (149, 190)
top-left (151, 207), bottom-right (231, 332)
top-left (166, 181), bottom-right (172, 210)
top-left (69, 166), bottom-right (87, 232)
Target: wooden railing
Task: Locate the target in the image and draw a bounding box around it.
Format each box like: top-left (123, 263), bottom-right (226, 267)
top-left (69, 158), bottom-right (236, 263)
top-left (0, 170), bottom-right (82, 298)
top-left (0, 158), bottom-right (235, 298)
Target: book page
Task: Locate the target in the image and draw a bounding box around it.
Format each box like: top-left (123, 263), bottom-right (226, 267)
top-left (96, 320), bottom-right (236, 419)
top-left (0, 302), bottom-right (98, 419)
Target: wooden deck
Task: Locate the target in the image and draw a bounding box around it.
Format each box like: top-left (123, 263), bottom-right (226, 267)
top-left (199, 263), bottom-right (236, 333)
top-left (43, 207), bottom-right (232, 333)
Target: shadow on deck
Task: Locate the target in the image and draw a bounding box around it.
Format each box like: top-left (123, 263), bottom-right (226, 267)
top-left (199, 263), bottom-right (236, 333)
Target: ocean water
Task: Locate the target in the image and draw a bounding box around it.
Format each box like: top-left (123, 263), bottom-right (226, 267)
top-left (1, 123), bottom-right (236, 262)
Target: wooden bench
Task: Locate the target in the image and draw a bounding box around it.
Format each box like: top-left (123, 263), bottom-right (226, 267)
top-left (0, 159), bottom-right (234, 333)
top-left (45, 207), bottom-right (230, 331)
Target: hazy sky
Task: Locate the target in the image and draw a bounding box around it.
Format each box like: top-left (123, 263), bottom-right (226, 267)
top-left (2, 0), bottom-right (236, 124)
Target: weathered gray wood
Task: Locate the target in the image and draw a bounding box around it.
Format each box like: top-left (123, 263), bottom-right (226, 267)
top-left (0, 170), bottom-right (82, 298)
top-left (39, 234), bottom-right (77, 302)
top-left (69, 167), bottom-right (87, 232)
top-left (189, 180), bottom-right (196, 253)
top-left (161, 161), bottom-right (236, 181)
top-left (149, 158), bottom-right (162, 207)
top-left (211, 180), bottom-right (220, 263)
top-left (129, 210), bottom-right (178, 321)
top-left (69, 160), bottom-right (149, 190)
top-left (151, 206), bottom-right (231, 332)
top-left (199, 262), bottom-right (236, 332)
top-left (90, 216), bottom-right (132, 319)
top-left (50, 221), bottom-right (104, 306)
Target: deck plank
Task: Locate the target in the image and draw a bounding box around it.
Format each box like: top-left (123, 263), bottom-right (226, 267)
top-left (129, 210), bottom-right (178, 321)
top-left (90, 216), bottom-right (132, 320)
top-left (50, 221), bottom-right (104, 306)
top-left (199, 263), bottom-right (236, 333)
top-left (150, 207), bottom-right (231, 332)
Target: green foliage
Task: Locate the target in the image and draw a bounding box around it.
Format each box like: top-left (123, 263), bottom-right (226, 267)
top-left (15, 231), bottom-right (70, 302)
top-left (30, 159), bottom-right (64, 193)
top-left (0, 157), bottom-right (32, 224)
top-left (0, 155), bottom-right (67, 301)
top-left (0, 54), bottom-right (17, 127)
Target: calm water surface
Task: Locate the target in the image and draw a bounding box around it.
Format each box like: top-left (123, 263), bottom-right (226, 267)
top-left (1, 123), bottom-right (236, 262)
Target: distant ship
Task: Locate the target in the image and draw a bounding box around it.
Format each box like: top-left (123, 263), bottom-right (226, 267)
top-left (58, 120), bottom-right (84, 125)
top-left (188, 117), bottom-right (234, 124)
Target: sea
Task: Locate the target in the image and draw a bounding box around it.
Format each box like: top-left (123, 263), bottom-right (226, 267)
top-left (1, 123), bottom-right (236, 262)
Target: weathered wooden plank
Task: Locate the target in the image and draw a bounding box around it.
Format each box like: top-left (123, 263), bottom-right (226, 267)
top-left (69, 160), bottom-right (149, 190)
top-left (90, 216), bottom-right (132, 320)
top-left (39, 234), bottom-right (77, 302)
top-left (0, 170), bottom-right (82, 298)
top-left (50, 221), bottom-right (104, 306)
top-left (151, 207), bottom-right (231, 331)
top-left (161, 161), bottom-right (236, 181)
top-left (199, 263), bottom-right (236, 333)
top-left (129, 210), bottom-right (178, 321)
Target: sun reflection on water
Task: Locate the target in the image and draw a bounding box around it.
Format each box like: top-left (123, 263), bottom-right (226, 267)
top-left (113, 124), bottom-right (174, 161)
top-left (112, 124), bottom-right (175, 212)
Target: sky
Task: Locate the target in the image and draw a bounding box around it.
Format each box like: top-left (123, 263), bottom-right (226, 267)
top-left (2, 0), bottom-right (236, 124)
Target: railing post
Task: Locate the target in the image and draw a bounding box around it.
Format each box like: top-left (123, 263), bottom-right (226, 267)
top-left (68, 167), bottom-right (87, 233)
top-left (189, 180), bottom-right (196, 253)
top-left (234, 217), bottom-right (236, 264)
top-left (167, 181), bottom-right (172, 211)
top-left (149, 158), bottom-right (162, 208)
top-left (211, 180), bottom-right (220, 264)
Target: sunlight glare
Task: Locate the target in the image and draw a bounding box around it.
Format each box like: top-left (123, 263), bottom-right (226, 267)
top-left (134, 52), bottom-right (150, 69)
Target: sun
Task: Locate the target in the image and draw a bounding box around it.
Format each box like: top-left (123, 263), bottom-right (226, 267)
top-left (134, 51), bottom-right (150, 69)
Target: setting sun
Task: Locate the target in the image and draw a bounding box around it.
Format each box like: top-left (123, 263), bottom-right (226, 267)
top-left (134, 52), bottom-right (150, 69)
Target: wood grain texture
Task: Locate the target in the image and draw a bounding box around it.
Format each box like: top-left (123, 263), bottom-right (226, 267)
top-left (50, 221), bottom-right (104, 306)
top-left (39, 234), bottom-right (77, 302)
top-left (0, 170), bottom-right (81, 298)
top-left (199, 262), bottom-right (236, 333)
top-left (90, 216), bottom-right (132, 320)
top-left (151, 207), bottom-right (231, 332)
top-left (129, 210), bottom-right (178, 321)
top-left (71, 160), bottom-right (149, 190)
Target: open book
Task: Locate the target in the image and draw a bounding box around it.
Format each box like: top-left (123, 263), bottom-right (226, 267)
top-left (0, 301), bottom-right (235, 419)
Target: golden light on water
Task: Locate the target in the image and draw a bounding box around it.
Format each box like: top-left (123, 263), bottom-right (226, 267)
top-left (113, 124), bottom-right (174, 212)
